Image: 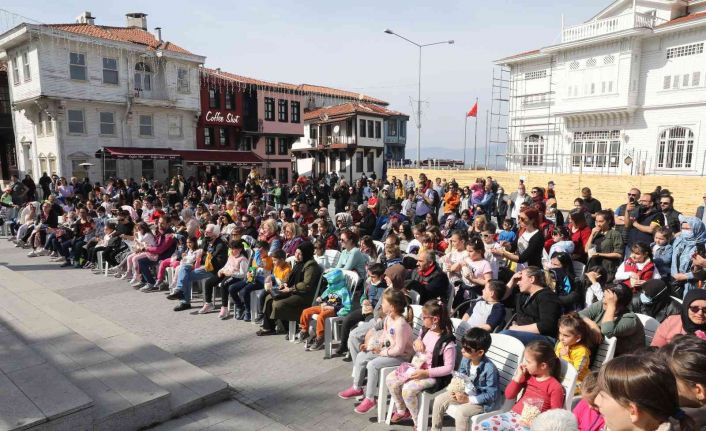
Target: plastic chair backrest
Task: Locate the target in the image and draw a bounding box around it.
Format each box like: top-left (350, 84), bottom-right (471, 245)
top-left (446, 282), bottom-right (455, 312)
top-left (572, 261), bottom-right (586, 279)
top-left (671, 296), bottom-right (683, 304)
top-left (341, 269), bottom-right (360, 295)
top-left (486, 334), bottom-right (525, 395)
top-left (286, 255), bottom-right (298, 269)
top-left (373, 240), bottom-right (385, 256)
top-left (241, 235), bottom-right (256, 247)
top-left (635, 313), bottom-right (659, 345)
top-left (450, 318), bottom-right (463, 332)
top-left (559, 358), bottom-right (579, 409)
top-left (590, 336), bottom-right (617, 372)
top-left (324, 249), bottom-right (341, 267)
top-left (410, 304), bottom-right (424, 336)
top-left (407, 289), bottom-right (421, 305)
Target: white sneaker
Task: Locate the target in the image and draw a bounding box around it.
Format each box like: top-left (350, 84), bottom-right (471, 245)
top-left (197, 303), bottom-right (215, 314)
top-left (37, 249), bottom-right (49, 256)
top-left (27, 250), bottom-right (38, 257)
top-left (130, 279), bottom-right (144, 287)
top-left (49, 251), bottom-right (58, 258)
top-left (139, 284), bottom-right (156, 293)
top-left (50, 256), bottom-right (64, 262)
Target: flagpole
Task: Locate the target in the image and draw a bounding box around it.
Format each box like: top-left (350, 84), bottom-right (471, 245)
top-left (484, 109), bottom-right (489, 169)
top-left (463, 115), bottom-right (468, 168)
top-left (473, 97), bottom-right (478, 170)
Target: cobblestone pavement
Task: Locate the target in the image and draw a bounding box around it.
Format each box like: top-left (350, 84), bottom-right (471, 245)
top-left (0, 239), bottom-right (460, 430)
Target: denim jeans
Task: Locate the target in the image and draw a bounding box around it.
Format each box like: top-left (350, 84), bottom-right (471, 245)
top-left (499, 329), bottom-right (556, 346)
top-left (176, 266), bottom-right (215, 305)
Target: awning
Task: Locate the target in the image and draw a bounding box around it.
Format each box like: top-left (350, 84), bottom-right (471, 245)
top-left (179, 150), bottom-right (264, 166)
top-left (98, 147), bottom-right (180, 160)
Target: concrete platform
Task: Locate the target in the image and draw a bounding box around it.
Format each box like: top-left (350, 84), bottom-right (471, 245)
top-left (0, 265), bottom-right (230, 431)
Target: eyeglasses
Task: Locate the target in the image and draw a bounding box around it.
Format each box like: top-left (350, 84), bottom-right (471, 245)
top-left (421, 315), bottom-right (433, 320)
top-left (660, 202), bottom-right (670, 206)
top-left (519, 217), bottom-right (528, 222)
top-left (481, 233), bottom-right (492, 237)
top-left (689, 305), bottom-right (706, 314)
top-left (627, 193), bottom-right (638, 197)
top-left (531, 190), bottom-right (539, 194)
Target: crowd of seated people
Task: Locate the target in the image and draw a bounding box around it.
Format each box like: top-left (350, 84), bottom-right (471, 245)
top-left (3, 170), bottom-right (706, 431)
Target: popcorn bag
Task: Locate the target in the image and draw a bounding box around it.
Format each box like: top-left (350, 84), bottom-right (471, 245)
top-left (395, 353), bottom-right (427, 382)
top-left (520, 397), bottom-right (544, 426)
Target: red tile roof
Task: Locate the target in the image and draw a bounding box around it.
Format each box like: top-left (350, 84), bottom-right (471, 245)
top-left (43, 24), bottom-right (193, 54)
top-left (657, 11), bottom-right (706, 28)
top-left (303, 102), bottom-right (406, 122)
top-left (202, 68), bottom-right (389, 105)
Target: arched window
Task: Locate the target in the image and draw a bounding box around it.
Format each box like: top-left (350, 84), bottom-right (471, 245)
top-left (134, 62), bottom-right (152, 92)
top-left (522, 134), bottom-right (544, 166)
top-left (657, 126), bottom-right (694, 169)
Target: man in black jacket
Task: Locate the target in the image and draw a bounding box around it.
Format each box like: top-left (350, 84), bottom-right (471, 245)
top-left (500, 266), bottom-right (561, 345)
top-left (406, 250), bottom-right (450, 305)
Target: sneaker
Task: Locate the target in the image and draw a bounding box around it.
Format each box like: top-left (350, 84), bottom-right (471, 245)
top-left (167, 290), bottom-right (184, 301)
top-left (307, 337), bottom-right (324, 351)
top-left (49, 251), bottom-right (58, 258)
top-left (198, 303), bottom-right (215, 314)
top-left (218, 307), bottom-right (230, 320)
top-left (50, 256), bottom-right (64, 262)
top-left (234, 308), bottom-right (245, 320)
top-left (155, 280), bottom-right (169, 291)
top-left (354, 397), bottom-right (376, 414)
top-left (253, 316), bottom-right (264, 325)
top-left (338, 386), bottom-right (364, 400)
top-left (139, 284), bottom-right (157, 293)
top-left (390, 409), bottom-right (412, 424)
top-left (130, 279), bottom-right (143, 287)
top-left (295, 331), bottom-right (310, 343)
top-left (27, 250), bottom-right (38, 257)
top-left (342, 352), bottom-right (352, 362)
top-left (173, 302), bottom-right (191, 312)
top-left (15, 240), bottom-right (25, 248)
top-left (37, 249), bottom-right (49, 256)
top-left (242, 311), bottom-right (251, 322)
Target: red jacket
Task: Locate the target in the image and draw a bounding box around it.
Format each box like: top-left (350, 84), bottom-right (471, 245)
top-left (622, 259), bottom-right (655, 292)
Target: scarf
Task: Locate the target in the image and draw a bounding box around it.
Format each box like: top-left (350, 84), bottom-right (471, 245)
top-left (682, 289), bottom-right (706, 334)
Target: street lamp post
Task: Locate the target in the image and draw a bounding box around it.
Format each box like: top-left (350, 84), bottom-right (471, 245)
top-left (384, 29), bottom-right (453, 167)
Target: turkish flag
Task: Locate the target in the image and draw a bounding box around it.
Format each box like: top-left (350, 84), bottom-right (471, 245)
top-left (467, 101), bottom-right (478, 117)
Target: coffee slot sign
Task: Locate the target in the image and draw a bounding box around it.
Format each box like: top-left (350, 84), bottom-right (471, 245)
top-left (205, 110), bottom-right (240, 125)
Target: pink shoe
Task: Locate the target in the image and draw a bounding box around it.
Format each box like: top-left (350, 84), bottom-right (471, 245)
top-left (354, 397), bottom-right (376, 414)
top-left (391, 409), bottom-right (412, 423)
top-left (338, 386), bottom-right (364, 400)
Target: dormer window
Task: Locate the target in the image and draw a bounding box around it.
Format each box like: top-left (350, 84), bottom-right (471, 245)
top-left (134, 62), bottom-right (152, 93)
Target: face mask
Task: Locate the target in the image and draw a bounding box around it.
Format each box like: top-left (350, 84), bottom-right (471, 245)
top-left (639, 292), bottom-right (653, 305)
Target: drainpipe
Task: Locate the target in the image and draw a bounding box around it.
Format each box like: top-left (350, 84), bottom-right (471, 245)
top-left (53, 106), bottom-right (65, 178)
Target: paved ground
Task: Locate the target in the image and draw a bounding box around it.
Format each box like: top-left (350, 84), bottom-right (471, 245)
top-left (0, 239), bottom-right (459, 431)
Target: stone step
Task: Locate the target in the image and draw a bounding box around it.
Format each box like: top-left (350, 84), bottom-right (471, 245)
top-left (0, 266), bottom-right (229, 430)
top-left (0, 324), bottom-right (93, 431)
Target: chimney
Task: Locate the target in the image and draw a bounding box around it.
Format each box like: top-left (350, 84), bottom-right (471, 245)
top-left (75, 11), bottom-right (95, 25)
top-left (155, 27), bottom-right (162, 42)
top-left (125, 12), bottom-right (148, 30)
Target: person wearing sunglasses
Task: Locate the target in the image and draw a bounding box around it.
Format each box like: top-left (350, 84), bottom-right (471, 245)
top-left (651, 288), bottom-right (706, 347)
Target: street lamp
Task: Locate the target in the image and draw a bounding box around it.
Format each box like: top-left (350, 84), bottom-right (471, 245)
top-left (384, 29), bottom-right (454, 166)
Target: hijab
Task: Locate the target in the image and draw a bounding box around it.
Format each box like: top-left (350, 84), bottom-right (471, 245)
top-left (288, 241), bottom-right (315, 285)
top-left (681, 288), bottom-right (706, 334)
top-left (676, 216), bottom-right (706, 247)
top-left (638, 279), bottom-right (671, 318)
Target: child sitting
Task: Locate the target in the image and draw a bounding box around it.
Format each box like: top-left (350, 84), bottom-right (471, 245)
top-left (385, 300), bottom-right (457, 428)
top-left (458, 280), bottom-right (507, 336)
top-left (571, 371), bottom-right (604, 431)
top-left (481, 222), bottom-right (503, 278)
top-left (338, 288), bottom-right (414, 415)
top-left (298, 268), bottom-right (352, 351)
top-left (548, 226), bottom-right (575, 257)
top-left (498, 218), bottom-right (517, 244)
top-left (615, 242), bottom-right (658, 293)
top-left (255, 249), bottom-right (290, 325)
top-left (475, 340), bottom-right (564, 430)
top-left (334, 263), bottom-right (387, 357)
top-left (431, 328), bottom-right (500, 431)
top-left (554, 312), bottom-right (591, 393)
top-left (228, 240), bottom-right (273, 322)
top-left (651, 227), bottom-right (673, 282)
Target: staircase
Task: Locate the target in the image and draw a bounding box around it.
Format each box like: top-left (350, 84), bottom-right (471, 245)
top-left (0, 266), bottom-right (230, 431)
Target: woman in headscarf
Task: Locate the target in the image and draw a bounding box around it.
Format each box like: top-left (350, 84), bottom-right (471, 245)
top-left (651, 289), bottom-right (706, 347)
top-left (630, 279), bottom-right (682, 323)
top-left (671, 216), bottom-right (706, 297)
top-left (257, 241), bottom-right (322, 336)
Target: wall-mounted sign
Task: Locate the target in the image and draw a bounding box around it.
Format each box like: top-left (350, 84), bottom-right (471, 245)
top-left (205, 110), bottom-right (240, 125)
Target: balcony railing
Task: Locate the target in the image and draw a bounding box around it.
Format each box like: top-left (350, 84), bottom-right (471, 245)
top-left (562, 12), bottom-right (666, 43)
top-left (307, 136), bottom-right (357, 147)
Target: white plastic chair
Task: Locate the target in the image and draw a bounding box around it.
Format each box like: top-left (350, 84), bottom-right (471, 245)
top-left (373, 240), bottom-right (385, 256)
top-left (286, 255), bottom-right (298, 268)
top-left (572, 261), bottom-right (586, 280)
top-left (407, 289), bottom-right (421, 305)
top-left (635, 313), bottom-right (660, 345)
top-left (324, 249), bottom-right (341, 268)
top-left (590, 336), bottom-right (617, 372)
top-left (671, 296), bottom-right (683, 304)
top-left (319, 270), bottom-right (360, 357)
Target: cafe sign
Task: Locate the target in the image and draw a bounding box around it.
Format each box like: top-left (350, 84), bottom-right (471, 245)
top-left (204, 110), bottom-right (240, 125)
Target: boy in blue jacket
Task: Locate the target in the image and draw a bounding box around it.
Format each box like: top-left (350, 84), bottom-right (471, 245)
top-left (431, 328), bottom-right (500, 431)
top-left (298, 268), bottom-right (352, 351)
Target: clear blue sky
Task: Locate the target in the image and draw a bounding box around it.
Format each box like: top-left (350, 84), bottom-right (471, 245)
top-left (4, 0), bottom-right (602, 161)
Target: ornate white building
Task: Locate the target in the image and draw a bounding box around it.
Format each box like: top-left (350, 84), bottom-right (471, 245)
top-left (0, 12), bottom-right (205, 181)
top-left (497, 0), bottom-right (706, 175)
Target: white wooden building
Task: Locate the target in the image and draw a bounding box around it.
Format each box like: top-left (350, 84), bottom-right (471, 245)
top-left (497, 0), bottom-right (706, 175)
top-left (0, 12), bottom-right (205, 182)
